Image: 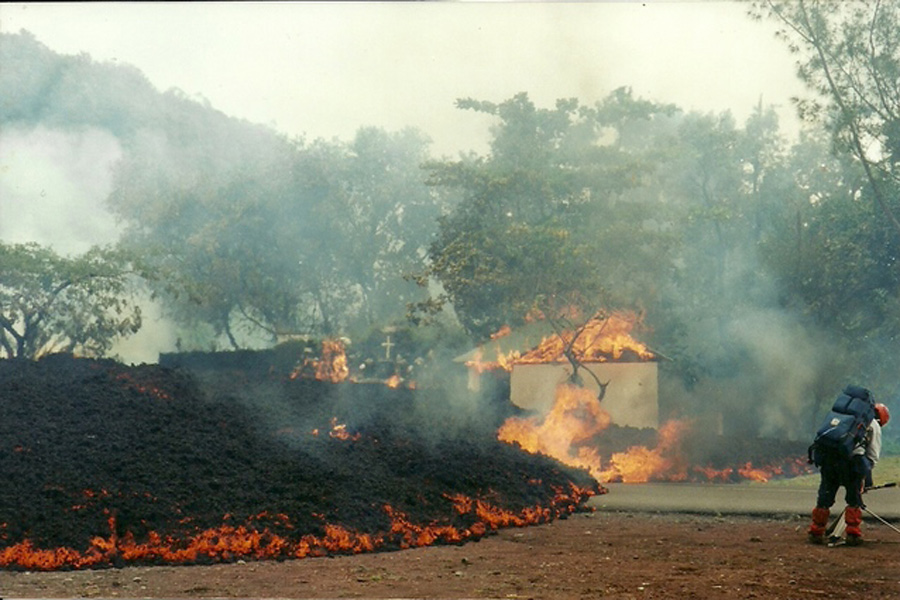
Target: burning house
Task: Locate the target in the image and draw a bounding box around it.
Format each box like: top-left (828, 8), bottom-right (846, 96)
top-left (456, 312), bottom-right (659, 429)
top-left (459, 312), bottom-right (812, 485)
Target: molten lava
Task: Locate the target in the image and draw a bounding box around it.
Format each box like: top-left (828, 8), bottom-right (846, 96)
top-left (0, 487), bottom-right (595, 571)
top-left (328, 417), bottom-right (361, 441)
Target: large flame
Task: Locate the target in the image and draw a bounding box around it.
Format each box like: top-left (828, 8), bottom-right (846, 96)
top-left (467, 311), bottom-right (654, 374)
top-left (290, 338), bottom-right (350, 383)
top-left (498, 383), bottom-right (812, 485)
top-left (498, 383), bottom-right (610, 481)
top-left (517, 312), bottom-right (655, 364)
top-left (315, 339), bottom-right (349, 382)
top-left (598, 420), bottom-right (691, 483)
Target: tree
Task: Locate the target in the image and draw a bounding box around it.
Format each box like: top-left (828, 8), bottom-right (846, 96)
top-left (750, 0), bottom-right (900, 237)
top-left (749, 0), bottom-right (900, 403)
top-left (304, 127), bottom-right (446, 333)
top-left (759, 126), bottom-right (900, 381)
top-left (413, 90), bottom-right (676, 339)
top-left (3, 32), bottom-right (447, 349)
top-left (0, 243), bottom-right (141, 359)
top-left (113, 125), bottom-right (442, 348)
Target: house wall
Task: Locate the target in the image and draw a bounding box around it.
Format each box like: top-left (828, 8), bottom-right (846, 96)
top-left (509, 362), bottom-right (658, 429)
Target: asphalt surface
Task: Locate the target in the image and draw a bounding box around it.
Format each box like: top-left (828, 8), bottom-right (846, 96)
top-left (590, 482), bottom-right (900, 520)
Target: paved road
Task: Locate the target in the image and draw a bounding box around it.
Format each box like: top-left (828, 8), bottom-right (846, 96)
top-left (589, 483), bottom-right (900, 520)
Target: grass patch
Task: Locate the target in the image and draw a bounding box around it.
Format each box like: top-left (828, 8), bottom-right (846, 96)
top-left (761, 455), bottom-right (900, 488)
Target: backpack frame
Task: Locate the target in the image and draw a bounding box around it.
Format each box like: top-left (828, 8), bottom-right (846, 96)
top-left (808, 385), bottom-right (875, 465)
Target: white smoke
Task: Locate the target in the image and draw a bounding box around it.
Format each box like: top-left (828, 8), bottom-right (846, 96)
top-left (726, 308), bottom-right (827, 439)
top-left (0, 124), bottom-right (122, 256)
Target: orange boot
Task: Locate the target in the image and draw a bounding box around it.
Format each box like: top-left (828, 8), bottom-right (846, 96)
top-left (808, 507), bottom-right (829, 544)
top-left (845, 506), bottom-right (863, 545)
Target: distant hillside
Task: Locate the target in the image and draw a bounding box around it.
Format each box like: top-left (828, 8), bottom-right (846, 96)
top-left (1, 30), bottom-right (282, 145)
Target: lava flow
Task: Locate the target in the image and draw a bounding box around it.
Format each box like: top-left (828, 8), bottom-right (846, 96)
top-left (0, 485), bottom-right (595, 571)
top-left (0, 354), bottom-right (599, 572)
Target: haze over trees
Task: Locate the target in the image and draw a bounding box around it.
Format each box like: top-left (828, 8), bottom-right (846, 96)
top-left (2, 1), bottom-right (900, 444)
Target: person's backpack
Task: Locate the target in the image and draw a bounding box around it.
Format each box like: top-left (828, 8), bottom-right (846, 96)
top-left (808, 385), bottom-right (875, 465)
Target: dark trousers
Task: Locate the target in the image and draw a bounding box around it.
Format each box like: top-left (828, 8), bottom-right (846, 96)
top-left (816, 455), bottom-right (869, 508)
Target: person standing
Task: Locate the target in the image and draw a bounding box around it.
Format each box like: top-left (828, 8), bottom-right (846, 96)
top-left (808, 392), bottom-right (890, 546)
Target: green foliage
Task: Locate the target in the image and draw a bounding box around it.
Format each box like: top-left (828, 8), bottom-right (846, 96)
top-left (0, 242), bottom-right (141, 359)
top-left (750, 0), bottom-right (900, 236)
top-left (749, 0), bottom-right (900, 394)
top-left (112, 124), bottom-right (443, 347)
top-left (416, 90), bottom-right (675, 338)
top-left (8, 25), bottom-right (900, 442)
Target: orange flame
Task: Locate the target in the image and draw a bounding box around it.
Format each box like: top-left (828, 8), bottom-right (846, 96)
top-left (316, 339), bottom-right (349, 382)
top-left (290, 339), bottom-right (350, 383)
top-left (328, 418), bottom-right (361, 441)
top-left (517, 312), bottom-right (655, 364)
top-left (465, 347), bottom-right (522, 374)
top-left (599, 420), bottom-right (691, 483)
top-left (498, 388), bottom-right (813, 484)
top-left (467, 311), bottom-right (654, 374)
top-left (490, 325), bottom-right (512, 340)
top-left (113, 373), bottom-right (172, 400)
top-left (0, 487), bottom-right (594, 571)
top-left (498, 383), bottom-right (610, 481)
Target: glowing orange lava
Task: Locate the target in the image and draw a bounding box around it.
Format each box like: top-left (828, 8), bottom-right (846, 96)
top-left (0, 487), bottom-right (595, 571)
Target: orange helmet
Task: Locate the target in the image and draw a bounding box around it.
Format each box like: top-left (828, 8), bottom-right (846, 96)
top-left (874, 403), bottom-right (890, 426)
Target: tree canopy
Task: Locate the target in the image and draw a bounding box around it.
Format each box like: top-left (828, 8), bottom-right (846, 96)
top-left (750, 0), bottom-right (900, 236)
top-left (5, 23), bottom-right (900, 442)
top-left (414, 90), bottom-right (677, 338)
top-left (0, 243), bottom-right (141, 359)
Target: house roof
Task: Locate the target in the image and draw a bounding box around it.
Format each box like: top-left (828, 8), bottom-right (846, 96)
top-left (454, 315), bottom-right (659, 366)
top-left (453, 320), bottom-right (557, 365)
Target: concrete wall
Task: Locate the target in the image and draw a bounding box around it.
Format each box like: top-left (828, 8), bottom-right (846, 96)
top-left (510, 362), bottom-right (658, 429)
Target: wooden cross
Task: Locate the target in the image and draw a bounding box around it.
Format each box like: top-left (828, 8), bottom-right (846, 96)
top-left (381, 335), bottom-right (394, 360)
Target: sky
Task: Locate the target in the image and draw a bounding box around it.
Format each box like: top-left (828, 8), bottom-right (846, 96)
top-left (1, 1), bottom-right (808, 156)
top-left (0, 1), bottom-right (811, 362)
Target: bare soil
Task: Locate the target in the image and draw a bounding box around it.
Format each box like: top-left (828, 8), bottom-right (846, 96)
top-left (4, 510), bottom-right (900, 599)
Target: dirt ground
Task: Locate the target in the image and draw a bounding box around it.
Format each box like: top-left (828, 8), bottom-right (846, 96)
top-left (4, 510), bottom-right (900, 599)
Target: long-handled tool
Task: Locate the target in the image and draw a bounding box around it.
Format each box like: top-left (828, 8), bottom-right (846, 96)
top-left (825, 481), bottom-right (898, 546)
top-left (865, 481), bottom-right (898, 491)
top-left (863, 506), bottom-right (900, 537)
